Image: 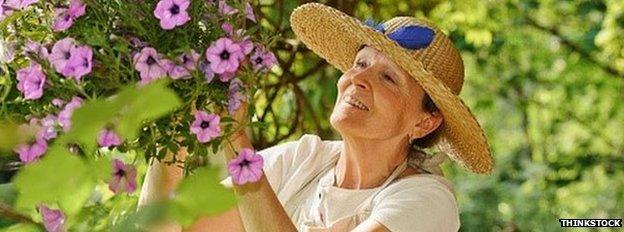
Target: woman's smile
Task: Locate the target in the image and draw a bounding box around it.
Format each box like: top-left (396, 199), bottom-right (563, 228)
top-left (343, 94), bottom-right (370, 111)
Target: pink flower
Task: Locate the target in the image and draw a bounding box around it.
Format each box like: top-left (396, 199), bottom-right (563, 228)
top-left (199, 59), bottom-right (214, 82)
top-left (38, 205), bottom-right (65, 232)
top-left (153, 0), bottom-right (190, 30)
top-left (228, 78), bottom-right (245, 115)
top-left (133, 47), bottom-right (168, 84)
top-left (205, 37), bottom-right (244, 74)
top-left (4, 0), bottom-right (38, 9)
top-left (227, 148), bottom-right (264, 185)
top-left (16, 63), bottom-right (46, 100)
top-left (217, 0), bottom-right (238, 15)
top-left (250, 45), bottom-right (277, 72)
top-left (48, 38), bottom-right (76, 74)
top-left (24, 40), bottom-right (49, 59)
top-left (14, 138), bottom-right (47, 163)
top-left (108, 159), bottom-right (137, 194)
top-left (52, 0), bottom-right (86, 32)
top-left (190, 110), bottom-right (221, 143)
top-left (219, 71), bottom-right (236, 82)
top-left (38, 115), bottom-right (58, 140)
top-left (180, 50), bottom-right (200, 70)
top-left (244, 2), bottom-right (256, 23)
top-left (97, 129), bottom-right (122, 148)
top-left (58, 96), bottom-right (83, 131)
top-left (220, 22), bottom-right (253, 55)
top-left (62, 45), bottom-right (92, 81)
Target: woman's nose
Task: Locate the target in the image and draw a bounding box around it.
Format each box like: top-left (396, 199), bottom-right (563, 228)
top-left (349, 69), bottom-right (370, 90)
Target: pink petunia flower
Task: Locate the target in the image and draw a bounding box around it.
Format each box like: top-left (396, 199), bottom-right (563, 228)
top-left (14, 138), bottom-right (47, 163)
top-left (48, 38), bottom-right (76, 74)
top-left (62, 45), bottom-right (92, 81)
top-left (52, 0), bottom-right (86, 32)
top-left (38, 115), bottom-right (58, 140)
top-left (24, 40), bottom-right (49, 59)
top-left (250, 45), bottom-right (278, 72)
top-left (4, 0), bottom-right (38, 9)
top-left (199, 59), bottom-right (215, 82)
top-left (219, 71), bottom-right (236, 82)
top-left (190, 110), bottom-right (221, 143)
top-left (38, 205), bottom-right (65, 232)
top-left (227, 148), bottom-right (264, 185)
top-left (133, 47), bottom-right (168, 84)
top-left (16, 63), bottom-right (46, 100)
top-left (108, 159), bottom-right (137, 194)
top-left (205, 37), bottom-right (244, 74)
top-left (228, 78), bottom-right (245, 115)
top-left (97, 129), bottom-right (122, 148)
top-left (58, 96), bottom-right (83, 131)
top-left (217, 0), bottom-right (238, 15)
top-left (244, 2), bottom-right (256, 23)
top-left (153, 0), bottom-right (190, 30)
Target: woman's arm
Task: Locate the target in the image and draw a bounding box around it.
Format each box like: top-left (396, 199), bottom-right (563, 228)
top-left (138, 108), bottom-right (296, 231)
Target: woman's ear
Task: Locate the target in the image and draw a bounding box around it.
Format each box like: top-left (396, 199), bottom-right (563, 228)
top-left (409, 112), bottom-right (443, 140)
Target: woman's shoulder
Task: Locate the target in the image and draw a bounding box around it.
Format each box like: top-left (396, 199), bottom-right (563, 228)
top-left (373, 174), bottom-right (458, 206)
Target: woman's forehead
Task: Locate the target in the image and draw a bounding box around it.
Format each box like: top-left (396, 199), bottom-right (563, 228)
top-left (356, 46), bottom-right (411, 77)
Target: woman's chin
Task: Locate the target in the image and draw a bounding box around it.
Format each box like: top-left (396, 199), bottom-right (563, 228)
top-left (330, 110), bottom-right (366, 133)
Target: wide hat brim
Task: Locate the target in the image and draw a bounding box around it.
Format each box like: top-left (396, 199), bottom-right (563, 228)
top-left (290, 3), bottom-right (493, 174)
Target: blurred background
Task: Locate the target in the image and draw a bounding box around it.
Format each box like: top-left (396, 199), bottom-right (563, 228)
top-left (246, 0), bottom-right (624, 231)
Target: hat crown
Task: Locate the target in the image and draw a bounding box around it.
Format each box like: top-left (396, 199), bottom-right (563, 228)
top-left (381, 17), bottom-right (465, 95)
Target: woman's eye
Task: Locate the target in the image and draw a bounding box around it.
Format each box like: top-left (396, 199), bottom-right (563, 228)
top-left (383, 74), bottom-right (396, 84)
top-left (355, 61), bottom-right (366, 68)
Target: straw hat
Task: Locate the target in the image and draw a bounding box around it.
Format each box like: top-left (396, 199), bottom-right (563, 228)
top-left (290, 3), bottom-right (493, 174)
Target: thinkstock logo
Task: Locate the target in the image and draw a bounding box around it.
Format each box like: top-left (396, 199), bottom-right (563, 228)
top-left (559, 218), bottom-right (622, 228)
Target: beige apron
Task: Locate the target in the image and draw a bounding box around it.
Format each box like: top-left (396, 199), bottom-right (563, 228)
top-left (295, 156), bottom-right (410, 232)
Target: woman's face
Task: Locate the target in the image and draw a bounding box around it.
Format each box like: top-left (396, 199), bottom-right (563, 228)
top-left (330, 46), bottom-right (440, 141)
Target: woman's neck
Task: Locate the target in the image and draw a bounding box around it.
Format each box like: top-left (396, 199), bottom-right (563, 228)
top-left (335, 135), bottom-right (409, 189)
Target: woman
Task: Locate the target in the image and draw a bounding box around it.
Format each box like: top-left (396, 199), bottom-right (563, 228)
top-left (139, 3), bottom-right (493, 232)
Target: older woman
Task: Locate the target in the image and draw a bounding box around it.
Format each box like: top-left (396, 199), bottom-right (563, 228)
top-left (140, 3), bottom-right (493, 232)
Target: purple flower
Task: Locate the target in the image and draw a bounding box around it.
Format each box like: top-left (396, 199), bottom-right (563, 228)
top-left (4, 0), bottom-right (38, 9)
top-left (227, 148), bottom-right (264, 185)
top-left (38, 205), bottom-right (65, 232)
top-left (62, 45), bottom-right (92, 80)
top-left (16, 63), bottom-right (46, 100)
top-left (219, 71), bottom-right (235, 82)
top-left (52, 8), bottom-right (73, 32)
top-left (39, 115), bottom-right (58, 140)
top-left (48, 38), bottom-right (76, 74)
top-left (181, 50), bottom-right (200, 70)
top-left (218, 0), bottom-right (238, 15)
top-left (51, 98), bottom-right (65, 107)
top-left (190, 110), bottom-right (221, 143)
top-left (68, 0), bottom-right (86, 17)
top-left (205, 37), bottom-right (244, 74)
top-left (52, 0), bottom-right (86, 32)
top-left (97, 129), bottom-right (122, 148)
top-left (108, 159), bottom-right (137, 194)
top-left (58, 96), bottom-right (83, 131)
top-left (244, 2), bottom-right (256, 23)
top-left (133, 47), bottom-right (168, 84)
top-left (14, 138), bottom-right (47, 163)
top-left (250, 45), bottom-right (277, 72)
top-left (199, 59), bottom-right (215, 82)
top-left (228, 78), bottom-right (245, 115)
top-left (153, 0), bottom-right (190, 30)
top-left (24, 40), bottom-right (49, 59)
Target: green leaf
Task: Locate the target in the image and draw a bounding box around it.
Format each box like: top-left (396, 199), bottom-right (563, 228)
top-left (59, 99), bottom-right (119, 153)
top-left (13, 145), bottom-right (95, 217)
top-left (170, 166), bottom-right (236, 227)
top-left (115, 80), bottom-right (182, 141)
top-left (2, 223), bottom-right (41, 232)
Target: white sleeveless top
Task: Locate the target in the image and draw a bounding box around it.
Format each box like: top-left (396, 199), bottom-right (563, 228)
top-left (221, 134), bottom-right (460, 231)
